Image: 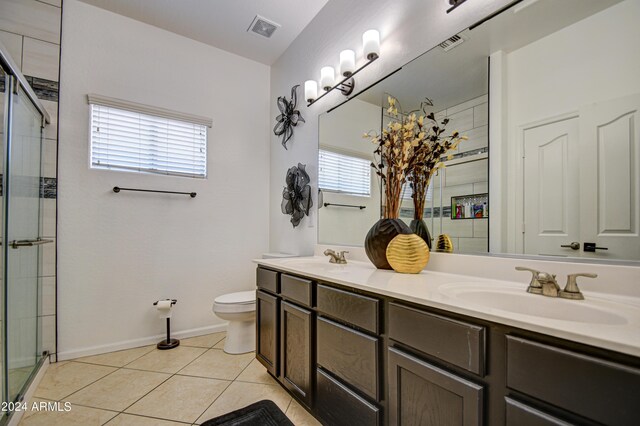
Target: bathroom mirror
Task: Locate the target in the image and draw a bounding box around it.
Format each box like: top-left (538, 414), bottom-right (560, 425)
top-left (318, 0), bottom-right (640, 263)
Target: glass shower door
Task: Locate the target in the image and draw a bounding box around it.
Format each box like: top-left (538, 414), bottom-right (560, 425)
top-left (3, 78), bottom-right (44, 403)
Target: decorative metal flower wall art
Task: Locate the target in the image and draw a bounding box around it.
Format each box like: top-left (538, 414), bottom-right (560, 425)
top-left (281, 163), bottom-right (313, 228)
top-left (274, 85), bottom-right (305, 150)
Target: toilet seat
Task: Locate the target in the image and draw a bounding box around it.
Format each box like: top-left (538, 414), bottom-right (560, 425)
top-left (213, 291), bottom-right (256, 314)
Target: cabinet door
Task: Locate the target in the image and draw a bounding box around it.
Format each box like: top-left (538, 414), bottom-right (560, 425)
top-left (256, 290), bottom-right (279, 376)
top-left (280, 301), bottom-right (314, 407)
top-left (388, 347), bottom-right (483, 426)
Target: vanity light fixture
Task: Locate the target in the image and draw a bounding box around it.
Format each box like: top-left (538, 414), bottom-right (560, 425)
top-left (306, 29), bottom-right (380, 106)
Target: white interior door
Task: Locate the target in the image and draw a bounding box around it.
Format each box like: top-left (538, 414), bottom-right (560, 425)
top-left (523, 117), bottom-right (580, 256)
top-left (579, 94), bottom-right (640, 260)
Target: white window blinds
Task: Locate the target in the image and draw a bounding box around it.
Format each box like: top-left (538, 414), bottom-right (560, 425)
top-left (319, 149), bottom-right (371, 196)
top-left (402, 182), bottom-right (433, 202)
top-left (88, 95), bottom-right (210, 178)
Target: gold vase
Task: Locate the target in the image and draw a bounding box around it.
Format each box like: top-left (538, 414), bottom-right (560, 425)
top-left (435, 234), bottom-right (454, 253)
top-left (386, 234), bottom-right (430, 274)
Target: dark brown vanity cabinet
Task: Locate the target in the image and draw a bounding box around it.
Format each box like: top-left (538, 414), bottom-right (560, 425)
top-left (388, 302), bottom-right (485, 426)
top-left (256, 267), bottom-right (640, 426)
top-left (315, 284), bottom-right (383, 426)
top-left (505, 336), bottom-right (640, 426)
top-left (256, 268), bottom-right (315, 409)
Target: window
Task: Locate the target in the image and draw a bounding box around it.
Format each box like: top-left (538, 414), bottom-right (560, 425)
top-left (319, 149), bottom-right (370, 196)
top-left (88, 94), bottom-right (211, 178)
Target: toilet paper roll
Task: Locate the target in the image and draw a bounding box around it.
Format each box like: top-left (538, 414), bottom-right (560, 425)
top-left (157, 300), bottom-right (173, 319)
top-left (156, 300), bottom-right (172, 309)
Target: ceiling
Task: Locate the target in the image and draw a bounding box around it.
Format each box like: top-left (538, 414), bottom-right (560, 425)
top-left (77, 0), bottom-right (330, 65)
top-left (357, 0), bottom-right (622, 112)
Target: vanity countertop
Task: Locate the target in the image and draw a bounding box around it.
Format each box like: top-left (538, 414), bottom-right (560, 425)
top-left (254, 256), bottom-right (640, 358)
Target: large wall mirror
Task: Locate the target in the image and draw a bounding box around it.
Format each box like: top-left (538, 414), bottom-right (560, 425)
top-left (318, 0), bottom-right (640, 263)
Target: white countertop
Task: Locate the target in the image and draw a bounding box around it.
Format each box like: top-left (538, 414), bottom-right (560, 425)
top-left (254, 256), bottom-right (640, 358)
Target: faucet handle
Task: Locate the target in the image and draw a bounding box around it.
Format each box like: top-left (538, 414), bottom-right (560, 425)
top-left (339, 250), bottom-right (349, 257)
top-left (515, 266), bottom-right (544, 294)
top-left (561, 273), bottom-right (597, 300)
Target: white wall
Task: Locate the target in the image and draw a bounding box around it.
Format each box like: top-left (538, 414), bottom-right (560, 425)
top-left (57, 0), bottom-right (270, 358)
top-left (318, 99), bottom-right (381, 246)
top-left (268, 0), bottom-right (513, 255)
top-left (501, 0), bottom-right (640, 252)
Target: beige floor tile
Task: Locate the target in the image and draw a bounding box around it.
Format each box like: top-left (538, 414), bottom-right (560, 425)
top-left (67, 368), bottom-right (170, 411)
top-left (180, 332), bottom-right (226, 348)
top-left (19, 403), bottom-right (117, 426)
top-left (75, 346), bottom-right (155, 367)
top-left (125, 375), bottom-right (230, 424)
top-left (235, 358), bottom-right (277, 385)
top-left (178, 349), bottom-right (253, 380)
top-left (34, 362), bottom-right (117, 400)
top-left (213, 338), bottom-right (226, 349)
top-left (196, 381), bottom-right (292, 424)
top-left (125, 347), bottom-right (206, 374)
top-left (106, 413), bottom-right (188, 425)
top-left (286, 399), bottom-right (321, 426)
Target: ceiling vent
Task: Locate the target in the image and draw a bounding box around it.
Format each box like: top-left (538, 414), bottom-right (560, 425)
top-left (248, 15), bottom-right (280, 39)
top-left (439, 34), bottom-right (465, 52)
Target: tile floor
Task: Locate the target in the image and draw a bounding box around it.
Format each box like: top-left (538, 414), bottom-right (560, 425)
top-left (19, 332), bottom-right (320, 425)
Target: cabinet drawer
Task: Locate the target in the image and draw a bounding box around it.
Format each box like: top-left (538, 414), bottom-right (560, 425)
top-left (316, 368), bottom-right (380, 426)
top-left (317, 284), bottom-right (379, 333)
top-left (505, 398), bottom-right (572, 426)
top-left (256, 267), bottom-right (278, 294)
top-left (280, 274), bottom-right (313, 307)
top-left (506, 336), bottom-right (640, 426)
top-left (317, 317), bottom-right (379, 400)
top-left (389, 302), bottom-right (485, 375)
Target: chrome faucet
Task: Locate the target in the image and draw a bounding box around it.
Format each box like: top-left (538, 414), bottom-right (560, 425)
top-left (324, 249), bottom-right (348, 264)
top-left (515, 267), bottom-right (597, 300)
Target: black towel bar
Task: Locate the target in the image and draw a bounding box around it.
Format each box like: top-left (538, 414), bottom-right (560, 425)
top-left (323, 202), bottom-right (366, 210)
top-left (113, 187), bottom-right (196, 198)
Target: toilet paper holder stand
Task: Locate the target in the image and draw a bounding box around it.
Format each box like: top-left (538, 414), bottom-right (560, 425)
top-left (153, 299), bottom-right (179, 350)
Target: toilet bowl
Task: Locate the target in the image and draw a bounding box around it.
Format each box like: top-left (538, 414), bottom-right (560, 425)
top-left (212, 290), bottom-right (256, 354)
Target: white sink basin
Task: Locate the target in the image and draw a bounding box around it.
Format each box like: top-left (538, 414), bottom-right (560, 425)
top-left (439, 282), bottom-right (629, 325)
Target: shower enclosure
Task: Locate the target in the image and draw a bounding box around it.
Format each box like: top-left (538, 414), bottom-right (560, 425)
top-left (0, 42), bottom-right (51, 421)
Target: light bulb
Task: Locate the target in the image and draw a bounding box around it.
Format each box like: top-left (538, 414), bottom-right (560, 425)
top-left (363, 29), bottom-right (380, 60)
top-left (339, 49), bottom-right (356, 77)
top-left (320, 66), bottom-right (335, 91)
top-left (304, 80), bottom-right (318, 102)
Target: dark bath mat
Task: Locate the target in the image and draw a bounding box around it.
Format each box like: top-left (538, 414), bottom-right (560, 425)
top-left (200, 400), bottom-right (294, 426)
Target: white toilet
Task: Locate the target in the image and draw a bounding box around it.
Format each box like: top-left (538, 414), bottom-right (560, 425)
top-left (212, 290), bottom-right (256, 354)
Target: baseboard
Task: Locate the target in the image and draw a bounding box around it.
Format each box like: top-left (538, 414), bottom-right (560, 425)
top-left (57, 323), bottom-right (228, 361)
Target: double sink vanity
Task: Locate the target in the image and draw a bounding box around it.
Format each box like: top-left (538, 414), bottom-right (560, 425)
top-left (260, 1), bottom-right (640, 424)
top-left (254, 255), bottom-right (640, 426)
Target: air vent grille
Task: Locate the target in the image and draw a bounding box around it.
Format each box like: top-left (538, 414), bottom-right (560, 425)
top-left (248, 15), bottom-right (280, 38)
top-left (439, 34), bottom-right (465, 52)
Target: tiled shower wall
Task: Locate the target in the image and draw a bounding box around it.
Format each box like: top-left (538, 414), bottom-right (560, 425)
top-left (434, 94), bottom-right (489, 253)
top-left (0, 0), bottom-right (61, 359)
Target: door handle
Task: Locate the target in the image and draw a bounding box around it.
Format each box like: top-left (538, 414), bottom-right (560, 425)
top-left (560, 242), bottom-right (580, 250)
top-left (583, 242), bottom-right (608, 252)
top-left (10, 239), bottom-right (53, 249)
